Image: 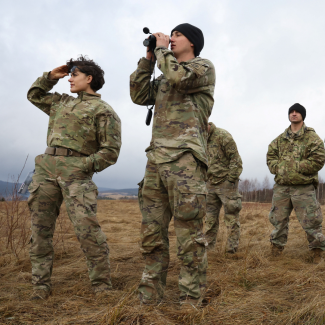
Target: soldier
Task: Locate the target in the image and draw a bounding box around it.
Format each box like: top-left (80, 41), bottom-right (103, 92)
top-left (130, 23), bottom-right (215, 309)
top-left (27, 56), bottom-right (121, 300)
top-left (205, 122), bottom-right (243, 253)
top-left (267, 103), bottom-right (325, 262)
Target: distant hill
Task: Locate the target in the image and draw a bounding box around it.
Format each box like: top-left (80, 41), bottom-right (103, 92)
top-left (0, 180), bottom-right (137, 198)
top-left (0, 180), bottom-right (24, 197)
top-left (98, 187), bottom-right (138, 196)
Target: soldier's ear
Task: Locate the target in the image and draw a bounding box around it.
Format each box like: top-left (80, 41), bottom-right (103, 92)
top-left (87, 75), bottom-right (93, 84)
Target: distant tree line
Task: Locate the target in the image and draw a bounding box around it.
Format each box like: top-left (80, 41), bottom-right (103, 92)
top-left (98, 196), bottom-right (115, 200)
top-left (239, 176), bottom-right (325, 204)
top-left (97, 196), bottom-right (137, 200)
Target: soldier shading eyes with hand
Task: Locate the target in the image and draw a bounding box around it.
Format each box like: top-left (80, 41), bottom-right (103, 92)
top-left (27, 55), bottom-right (121, 300)
top-left (130, 23), bottom-right (215, 310)
top-left (267, 103), bottom-right (325, 262)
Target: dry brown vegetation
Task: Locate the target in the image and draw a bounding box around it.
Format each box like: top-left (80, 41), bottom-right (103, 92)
top-left (1, 200), bottom-right (325, 324)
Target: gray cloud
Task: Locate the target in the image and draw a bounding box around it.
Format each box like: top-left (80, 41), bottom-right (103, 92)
top-left (1, 0), bottom-right (325, 188)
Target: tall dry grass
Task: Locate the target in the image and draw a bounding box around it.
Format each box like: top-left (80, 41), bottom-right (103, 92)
top-left (0, 160), bottom-right (31, 261)
top-left (0, 184), bottom-right (30, 261)
top-left (1, 200), bottom-right (325, 324)
top-left (0, 169), bottom-right (73, 263)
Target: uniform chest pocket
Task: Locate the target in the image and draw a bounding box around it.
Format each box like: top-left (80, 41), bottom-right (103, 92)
top-left (74, 110), bottom-right (95, 126)
top-left (68, 100), bottom-right (96, 126)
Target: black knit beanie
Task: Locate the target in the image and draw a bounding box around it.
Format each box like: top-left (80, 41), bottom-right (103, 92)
top-left (170, 23), bottom-right (204, 57)
top-left (288, 103), bottom-right (306, 121)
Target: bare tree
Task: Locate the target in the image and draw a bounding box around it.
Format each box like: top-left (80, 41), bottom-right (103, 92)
top-left (262, 176), bottom-right (271, 190)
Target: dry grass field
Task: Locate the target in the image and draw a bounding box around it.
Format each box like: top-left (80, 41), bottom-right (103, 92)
top-left (1, 200), bottom-right (325, 324)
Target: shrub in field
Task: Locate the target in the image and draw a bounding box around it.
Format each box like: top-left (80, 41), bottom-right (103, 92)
top-left (0, 169), bottom-right (31, 261)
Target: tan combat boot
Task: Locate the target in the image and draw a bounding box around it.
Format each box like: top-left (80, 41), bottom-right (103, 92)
top-left (138, 292), bottom-right (162, 307)
top-left (226, 248), bottom-right (238, 254)
top-left (180, 297), bottom-right (201, 312)
top-left (312, 248), bottom-right (323, 264)
top-left (30, 288), bottom-right (51, 301)
top-left (271, 244), bottom-right (283, 257)
top-left (93, 283), bottom-right (112, 298)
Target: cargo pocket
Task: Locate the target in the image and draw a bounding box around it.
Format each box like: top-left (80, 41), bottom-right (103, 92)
top-left (224, 180), bottom-right (236, 189)
top-left (95, 229), bottom-right (107, 245)
top-left (305, 203), bottom-right (323, 229)
top-left (269, 206), bottom-right (277, 225)
top-left (27, 181), bottom-right (40, 207)
top-left (68, 180), bottom-right (98, 218)
top-left (140, 219), bottom-right (163, 253)
top-left (175, 180), bottom-right (208, 221)
top-left (225, 194), bottom-right (242, 214)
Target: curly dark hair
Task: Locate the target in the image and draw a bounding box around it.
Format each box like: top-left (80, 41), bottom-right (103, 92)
top-left (66, 55), bottom-right (105, 92)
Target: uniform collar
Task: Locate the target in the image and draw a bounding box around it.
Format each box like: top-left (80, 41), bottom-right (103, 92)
top-left (77, 91), bottom-right (101, 100)
top-left (284, 123), bottom-right (306, 139)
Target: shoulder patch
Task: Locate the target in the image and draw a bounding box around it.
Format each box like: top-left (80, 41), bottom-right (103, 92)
top-left (186, 61), bottom-right (209, 77)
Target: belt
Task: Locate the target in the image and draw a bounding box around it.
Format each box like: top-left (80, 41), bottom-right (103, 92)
top-left (45, 147), bottom-right (87, 157)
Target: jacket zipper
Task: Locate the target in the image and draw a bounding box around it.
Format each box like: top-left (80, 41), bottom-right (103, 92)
top-left (72, 92), bottom-right (83, 111)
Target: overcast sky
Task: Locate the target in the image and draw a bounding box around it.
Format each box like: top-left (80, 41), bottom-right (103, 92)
top-left (1, 0), bottom-right (325, 188)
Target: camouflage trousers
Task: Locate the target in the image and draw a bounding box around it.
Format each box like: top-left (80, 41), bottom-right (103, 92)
top-left (138, 152), bottom-right (208, 302)
top-left (205, 180), bottom-right (242, 252)
top-left (269, 183), bottom-right (325, 250)
top-left (28, 153), bottom-right (111, 292)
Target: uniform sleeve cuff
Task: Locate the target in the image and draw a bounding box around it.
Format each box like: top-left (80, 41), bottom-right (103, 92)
top-left (154, 46), bottom-right (173, 56)
top-left (137, 58), bottom-right (155, 73)
top-left (40, 72), bottom-right (58, 90)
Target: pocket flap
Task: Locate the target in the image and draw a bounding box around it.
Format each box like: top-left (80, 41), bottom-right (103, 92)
top-left (177, 180), bottom-right (207, 194)
top-left (28, 182), bottom-right (39, 194)
top-left (307, 203), bottom-right (320, 213)
top-left (226, 194), bottom-right (242, 200)
top-left (68, 180), bottom-right (98, 197)
top-left (95, 230), bottom-right (107, 246)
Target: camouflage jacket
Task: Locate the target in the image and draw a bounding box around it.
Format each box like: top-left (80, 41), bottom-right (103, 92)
top-left (207, 123), bottom-right (243, 185)
top-left (267, 124), bottom-right (325, 187)
top-left (27, 72), bottom-right (121, 173)
top-left (130, 46), bottom-right (215, 166)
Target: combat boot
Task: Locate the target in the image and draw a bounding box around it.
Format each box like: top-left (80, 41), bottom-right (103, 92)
top-left (30, 288), bottom-right (51, 301)
top-left (180, 297), bottom-right (201, 312)
top-left (226, 248), bottom-right (238, 254)
top-left (271, 243), bottom-right (283, 257)
top-left (138, 292), bottom-right (162, 307)
top-left (93, 283), bottom-right (112, 298)
top-left (312, 248), bottom-right (323, 264)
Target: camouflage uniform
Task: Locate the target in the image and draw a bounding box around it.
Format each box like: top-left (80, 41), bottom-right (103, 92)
top-left (267, 124), bottom-right (325, 250)
top-left (130, 46), bottom-right (215, 303)
top-left (27, 73), bottom-right (121, 293)
top-left (205, 123), bottom-right (243, 252)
